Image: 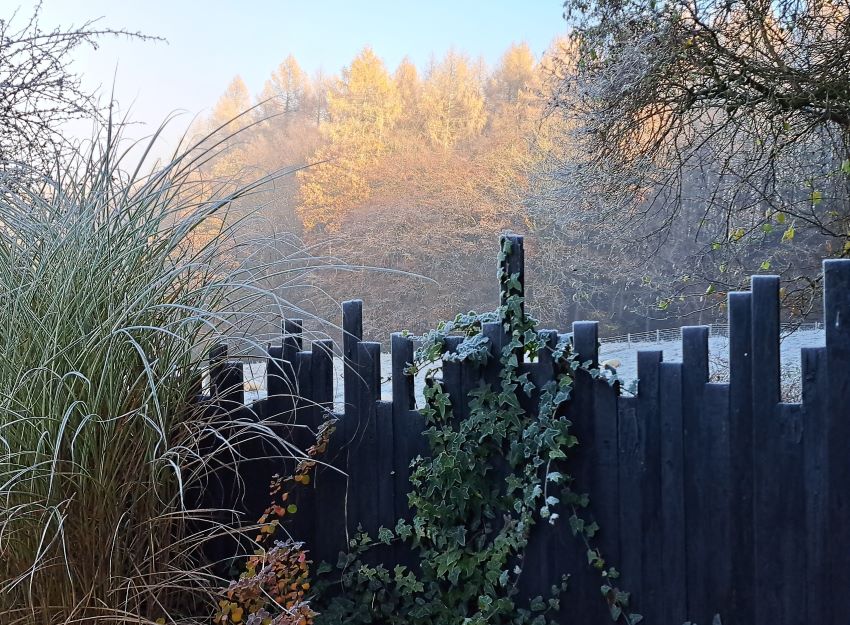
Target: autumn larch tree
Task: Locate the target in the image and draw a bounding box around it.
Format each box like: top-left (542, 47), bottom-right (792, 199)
top-left (297, 47), bottom-right (402, 231)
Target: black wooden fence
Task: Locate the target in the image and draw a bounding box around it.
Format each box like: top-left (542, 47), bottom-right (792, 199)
top-left (203, 235), bottom-right (850, 625)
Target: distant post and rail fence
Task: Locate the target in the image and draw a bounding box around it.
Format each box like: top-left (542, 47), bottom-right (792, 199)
top-left (600, 321), bottom-right (824, 348)
top-left (200, 235), bottom-right (850, 625)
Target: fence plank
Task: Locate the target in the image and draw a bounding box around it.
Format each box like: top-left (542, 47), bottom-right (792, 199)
top-left (337, 301), bottom-right (364, 554)
top-left (295, 351), bottom-right (315, 438)
top-left (802, 346), bottom-right (827, 625)
top-left (591, 378), bottom-right (620, 593)
top-left (391, 333), bottom-right (419, 521)
top-left (774, 402), bottom-right (808, 625)
top-left (376, 400), bottom-right (395, 532)
top-left (681, 325), bottom-right (709, 621)
top-left (389, 333), bottom-right (424, 571)
top-left (342, 300), bottom-right (363, 424)
top-left (728, 291), bottom-right (754, 625)
top-left (209, 342), bottom-right (228, 395)
top-left (266, 343), bottom-right (285, 418)
top-left (659, 361), bottom-right (687, 624)
top-left (535, 330), bottom-right (559, 380)
top-left (750, 277), bottom-right (780, 404)
top-left (824, 259), bottom-right (850, 625)
top-left (284, 318), bottom-right (303, 356)
top-left (290, 351), bottom-right (315, 549)
top-left (311, 339), bottom-right (335, 410)
top-left (617, 395), bottom-right (642, 610)
top-left (701, 382), bottom-right (732, 621)
top-left (442, 336), bottom-right (463, 422)
top-left (218, 360), bottom-right (244, 410)
top-left (482, 321), bottom-right (507, 387)
top-left (565, 321), bottom-right (599, 623)
top-left (216, 361), bottom-right (245, 518)
top-left (636, 350), bottom-right (662, 623)
top-left (202, 355), bottom-right (241, 573)
top-left (310, 339), bottom-right (345, 566)
top-left (282, 319), bottom-right (303, 423)
top-left (458, 356), bottom-right (479, 423)
top-left (350, 341), bottom-right (381, 541)
top-left (750, 276), bottom-right (782, 625)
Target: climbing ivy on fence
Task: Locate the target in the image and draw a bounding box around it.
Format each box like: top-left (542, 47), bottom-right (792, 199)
top-left (312, 236), bottom-right (641, 625)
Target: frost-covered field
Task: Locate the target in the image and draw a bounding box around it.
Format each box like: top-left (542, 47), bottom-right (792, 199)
top-left (243, 328), bottom-right (825, 407)
top-left (244, 353), bottom-right (426, 409)
top-left (598, 328), bottom-right (825, 389)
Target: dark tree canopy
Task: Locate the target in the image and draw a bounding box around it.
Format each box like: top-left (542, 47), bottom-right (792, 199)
top-left (548, 0), bottom-right (850, 318)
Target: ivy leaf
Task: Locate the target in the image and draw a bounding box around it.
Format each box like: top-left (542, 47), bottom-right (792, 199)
top-left (760, 260), bottom-right (771, 270)
top-left (782, 226), bottom-right (795, 242)
top-left (812, 189), bottom-right (823, 205)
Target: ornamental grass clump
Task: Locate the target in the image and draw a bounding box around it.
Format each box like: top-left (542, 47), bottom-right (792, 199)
top-left (0, 124), bottom-right (307, 625)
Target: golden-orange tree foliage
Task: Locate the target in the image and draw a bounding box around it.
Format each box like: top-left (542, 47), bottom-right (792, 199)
top-left (297, 47), bottom-right (402, 231)
top-left (296, 44), bottom-right (551, 337)
top-left (190, 43), bottom-right (569, 338)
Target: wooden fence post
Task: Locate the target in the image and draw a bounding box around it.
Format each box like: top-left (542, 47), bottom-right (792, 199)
top-left (751, 275), bottom-right (807, 625)
top-left (311, 337), bottom-right (347, 566)
top-left (636, 349), bottom-right (663, 623)
top-left (567, 320), bottom-right (602, 622)
top-left (349, 341), bottom-right (381, 544)
top-left (681, 325), bottom-right (711, 621)
top-left (659, 359), bottom-right (686, 623)
top-left (728, 291), bottom-right (754, 625)
top-left (824, 259), bottom-right (850, 625)
top-left (209, 341), bottom-right (228, 396)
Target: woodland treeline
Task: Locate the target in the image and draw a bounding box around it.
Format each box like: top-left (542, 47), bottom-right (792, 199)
top-left (192, 31), bottom-right (848, 339)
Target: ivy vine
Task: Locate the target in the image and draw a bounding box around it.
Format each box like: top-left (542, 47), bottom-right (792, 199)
top-left (311, 236), bottom-right (640, 625)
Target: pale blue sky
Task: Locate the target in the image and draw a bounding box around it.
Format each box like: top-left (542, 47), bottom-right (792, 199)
top-left (9, 1), bottom-right (567, 143)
